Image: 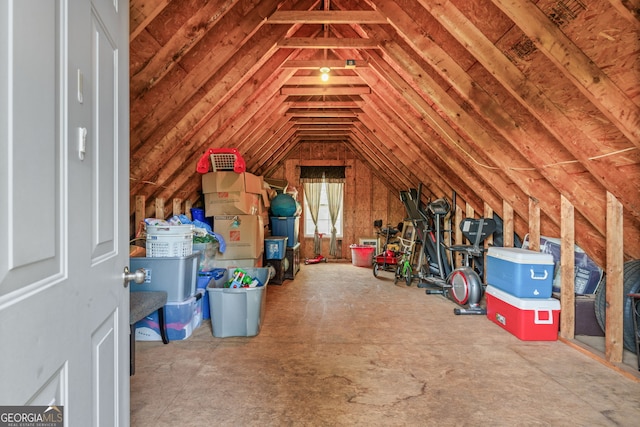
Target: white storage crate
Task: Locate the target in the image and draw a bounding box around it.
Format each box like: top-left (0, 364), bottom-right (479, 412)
top-left (146, 224), bottom-right (194, 257)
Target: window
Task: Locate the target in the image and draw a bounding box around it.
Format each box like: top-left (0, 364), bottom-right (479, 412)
top-left (300, 166), bottom-right (345, 243)
top-left (303, 182), bottom-right (343, 238)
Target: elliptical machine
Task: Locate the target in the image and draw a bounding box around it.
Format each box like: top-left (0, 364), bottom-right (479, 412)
top-left (400, 186), bottom-right (496, 315)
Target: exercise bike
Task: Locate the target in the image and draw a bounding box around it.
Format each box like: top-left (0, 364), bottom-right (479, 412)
top-left (400, 187), bottom-right (496, 315)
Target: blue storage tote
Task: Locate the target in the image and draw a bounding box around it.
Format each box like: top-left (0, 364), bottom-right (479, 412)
top-left (486, 247), bottom-right (554, 298)
top-left (130, 252), bottom-right (198, 302)
top-left (134, 289), bottom-right (204, 341)
top-left (196, 268), bottom-right (226, 320)
top-left (264, 236), bottom-right (287, 259)
top-left (270, 216), bottom-right (299, 247)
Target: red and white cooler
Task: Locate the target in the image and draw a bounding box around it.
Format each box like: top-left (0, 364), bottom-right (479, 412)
top-left (485, 285), bottom-right (560, 341)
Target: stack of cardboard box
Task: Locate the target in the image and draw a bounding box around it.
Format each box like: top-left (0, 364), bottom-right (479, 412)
top-left (202, 171), bottom-right (270, 269)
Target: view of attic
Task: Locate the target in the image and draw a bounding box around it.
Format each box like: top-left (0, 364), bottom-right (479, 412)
top-left (129, 0), bottom-right (639, 362)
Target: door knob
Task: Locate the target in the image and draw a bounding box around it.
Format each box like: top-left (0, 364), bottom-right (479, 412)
top-left (123, 266), bottom-right (145, 288)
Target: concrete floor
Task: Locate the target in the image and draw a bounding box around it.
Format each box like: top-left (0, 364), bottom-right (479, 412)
top-left (130, 262), bottom-right (640, 426)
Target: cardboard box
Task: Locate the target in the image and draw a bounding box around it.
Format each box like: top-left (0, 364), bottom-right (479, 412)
top-left (486, 247), bottom-right (554, 298)
top-left (204, 191), bottom-right (260, 216)
top-left (214, 215), bottom-right (264, 260)
top-left (202, 171), bottom-right (262, 194)
top-left (486, 285), bottom-right (560, 341)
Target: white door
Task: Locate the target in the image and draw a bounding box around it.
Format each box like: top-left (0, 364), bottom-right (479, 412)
top-left (0, 0), bottom-right (130, 425)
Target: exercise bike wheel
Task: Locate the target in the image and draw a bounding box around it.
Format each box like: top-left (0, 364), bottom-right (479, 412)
top-left (449, 267), bottom-right (482, 306)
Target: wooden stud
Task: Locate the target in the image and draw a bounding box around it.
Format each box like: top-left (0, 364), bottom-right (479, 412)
top-left (483, 203), bottom-right (494, 247)
top-left (185, 200), bottom-right (193, 220)
top-left (135, 195), bottom-right (146, 237)
top-left (484, 203), bottom-right (494, 283)
top-left (528, 197), bottom-right (540, 251)
top-left (605, 192), bottom-right (624, 363)
top-left (560, 195), bottom-right (575, 339)
top-left (502, 201), bottom-right (514, 248)
top-left (172, 198), bottom-right (182, 217)
top-left (155, 198), bottom-right (165, 220)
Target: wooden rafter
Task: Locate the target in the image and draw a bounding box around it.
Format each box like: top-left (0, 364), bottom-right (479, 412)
top-left (267, 10), bottom-right (387, 24)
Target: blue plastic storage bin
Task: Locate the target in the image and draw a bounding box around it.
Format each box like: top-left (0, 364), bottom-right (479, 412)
top-left (130, 253), bottom-right (198, 302)
top-left (264, 236), bottom-right (288, 259)
top-left (134, 289), bottom-right (204, 341)
top-left (270, 216), bottom-right (299, 247)
top-left (197, 269), bottom-right (225, 320)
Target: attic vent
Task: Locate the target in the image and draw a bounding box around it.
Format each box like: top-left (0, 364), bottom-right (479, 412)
top-left (505, 0), bottom-right (586, 63)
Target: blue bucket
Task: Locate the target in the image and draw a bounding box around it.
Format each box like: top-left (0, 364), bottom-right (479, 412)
top-left (191, 207), bottom-right (206, 222)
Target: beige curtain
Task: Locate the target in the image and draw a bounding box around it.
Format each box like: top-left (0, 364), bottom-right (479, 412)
top-left (326, 182), bottom-right (343, 257)
top-left (303, 181), bottom-right (323, 255)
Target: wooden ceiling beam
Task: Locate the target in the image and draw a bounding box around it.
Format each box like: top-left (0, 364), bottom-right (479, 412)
top-left (361, 50), bottom-right (533, 219)
top-left (371, 17), bottom-right (612, 243)
top-left (296, 135), bottom-right (349, 140)
top-left (285, 109), bottom-right (362, 117)
top-left (350, 125), bottom-right (417, 189)
top-left (246, 120), bottom-right (298, 173)
top-left (358, 92), bottom-right (482, 209)
top-left (287, 100), bottom-right (361, 108)
top-left (356, 70), bottom-right (499, 213)
top-left (130, 0), bottom-right (171, 41)
top-left (295, 128), bottom-right (353, 133)
top-left (365, 44), bottom-right (609, 264)
top-left (490, 0), bottom-right (640, 146)
top-left (606, 0), bottom-right (640, 26)
top-left (131, 0), bottom-right (288, 140)
top-left (130, 0), bottom-right (238, 95)
top-left (268, 10), bottom-right (388, 24)
top-left (130, 45), bottom-right (296, 193)
top-left (411, 0), bottom-right (640, 221)
top-left (282, 59), bottom-right (368, 68)
top-left (278, 37), bottom-right (379, 49)
top-left (285, 75), bottom-right (366, 85)
top-left (281, 86), bottom-right (371, 95)
top-left (292, 117), bottom-right (357, 123)
top-left (227, 99), bottom-right (292, 159)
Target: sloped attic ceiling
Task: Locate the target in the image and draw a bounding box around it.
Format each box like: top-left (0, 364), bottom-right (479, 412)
top-left (129, 0), bottom-right (640, 267)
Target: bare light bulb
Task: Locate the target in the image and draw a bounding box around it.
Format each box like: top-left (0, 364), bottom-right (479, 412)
top-left (320, 72), bottom-right (330, 82)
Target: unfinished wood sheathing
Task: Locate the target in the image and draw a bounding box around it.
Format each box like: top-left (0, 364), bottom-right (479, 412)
top-left (128, 0), bottom-right (639, 266)
top-left (384, 15), bottom-right (620, 263)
